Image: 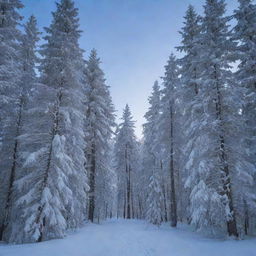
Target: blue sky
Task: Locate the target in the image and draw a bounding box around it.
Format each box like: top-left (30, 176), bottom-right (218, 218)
top-left (21, 0), bottom-right (238, 138)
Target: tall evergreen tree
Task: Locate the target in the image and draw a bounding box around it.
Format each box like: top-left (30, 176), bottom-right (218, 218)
top-left (1, 15), bottom-right (40, 242)
top-left (0, 0), bottom-right (23, 241)
top-left (185, 0), bottom-right (245, 237)
top-left (9, 0), bottom-right (88, 243)
top-left (177, 4), bottom-right (201, 95)
top-left (84, 49), bottom-right (115, 222)
top-left (20, 15), bottom-right (40, 88)
top-left (159, 54), bottom-right (180, 227)
top-left (114, 105), bottom-right (139, 219)
top-left (232, 0), bottom-right (256, 235)
top-left (176, 5), bottom-right (202, 223)
top-left (143, 81), bottom-right (163, 225)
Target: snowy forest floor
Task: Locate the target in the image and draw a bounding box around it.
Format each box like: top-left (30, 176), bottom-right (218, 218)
top-left (0, 219), bottom-right (255, 256)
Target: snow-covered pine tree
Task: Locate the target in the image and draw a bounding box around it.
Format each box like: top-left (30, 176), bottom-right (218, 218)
top-left (143, 81), bottom-right (163, 225)
top-left (133, 141), bottom-right (144, 219)
top-left (9, 0), bottom-right (88, 243)
top-left (105, 139), bottom-right (118, 219)
top-left (232, 0), bottom-right (256, 235)
top-left (0, 15), bottom-right (41, 242)
top-left (159, 54), bottom-right (180, 227)
top-left (146, 165), bottom-right (162, 226)
top-left (176, 5), bottom-right (202, 223)
top-left (0, 0), bottom-right (23, 241)
top-left (186, 0), bottom-right (247, 237)
top-left (114, 105), bottom-right (140, 219)
top-left (84, 49), bottom-right (115, 222)
top-left (20, 15), bottom-right (40, 89)
top-left (177, 5), bottom-right (201, 95)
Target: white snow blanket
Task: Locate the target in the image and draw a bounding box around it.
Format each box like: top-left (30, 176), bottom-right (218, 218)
top-left (0, 219), bottom-right (255, 256)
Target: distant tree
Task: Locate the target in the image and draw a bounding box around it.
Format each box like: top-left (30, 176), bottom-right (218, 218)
top-left (114, 105), bottom-right (139, 219)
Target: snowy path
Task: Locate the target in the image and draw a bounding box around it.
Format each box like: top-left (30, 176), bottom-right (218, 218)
top-left (0, 219), bottom-right (255, 256)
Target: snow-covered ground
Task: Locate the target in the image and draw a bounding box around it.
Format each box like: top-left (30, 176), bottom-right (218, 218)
top-left (0, 219), bottom-right (255, 256)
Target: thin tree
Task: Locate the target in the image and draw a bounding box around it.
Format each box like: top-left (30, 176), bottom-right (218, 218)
top-left (159, 54), bottom-right (180, 227)
top-left (114, 105), bottom-right (138, 219)
top-left (176, 4), bottom-right (202, 224)
top-left (143, 81), bottom-right (163, 225)
top-left (84, 49), bottom-right (115, 222)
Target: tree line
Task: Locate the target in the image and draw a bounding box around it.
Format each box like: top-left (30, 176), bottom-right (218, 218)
top-left (0, 0), bottom-right (115, 243)
top-left (139, 0), bottom-right (256, 237)
top-left (114, 0), bottom-right (256, 239)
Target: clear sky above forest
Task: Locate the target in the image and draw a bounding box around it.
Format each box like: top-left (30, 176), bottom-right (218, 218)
top-left (21, 0), bottom-right (238, 138)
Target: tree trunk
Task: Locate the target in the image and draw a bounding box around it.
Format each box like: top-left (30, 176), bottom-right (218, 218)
top-left (193, 67), bottom-right (199, 95)
top-left (105, 203), bottom-right (108, 219)
top-left (159, 160), bottom-right (168, 222)
top-left (125, 144), bottom-right (131, 219)
top-left (169, 105), bottom-right (177, 227)
top-left (127, 165), bottom-right (131, 219)
top-left (36, 90), bottom-right (62, 242)
top-left (131, 185), bottom-right (134, 218)
top-left (162, 184), bottom-right (168, 222)
top-left (244, 200), bottom-right (249, 235)
top-left (214, 65), bottom-right (238, 237)
top-left (88, 142), bottom-right (96, 222)
top-left (0, 95), bottom-right (23, 240)
top-left (85, 102), bottom-right (96, 223)
top-left (123, 194), bottom-right (126, 219)
top-left (138, 196), bottom-right (142, 219)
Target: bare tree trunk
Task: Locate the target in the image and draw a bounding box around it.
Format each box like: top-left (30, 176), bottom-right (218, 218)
top-left (131, 185), bottom-right (135, 218)
top-left (159, 160), bottom-right (167, 222)
top-left (125, 144), bottom-right (131, 219)
top-left (193, 67), bottom-right (199, 95)
top-left (244, 200), bottom-right (249, 235)
top-left (88, 141), bottom-right (96, 222)
top-left (127, 165), bottom-right (131, 219)
top-left (169, 105), bottom-right (177, 227)
top-left (123, 194), bottom-right (126, 219)
top-left (138, 196), bottom-right (142, 219)
top-left (105, 203), bottom-right (108, 219)
top-left (162, 184), bottom-right (168, 222)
